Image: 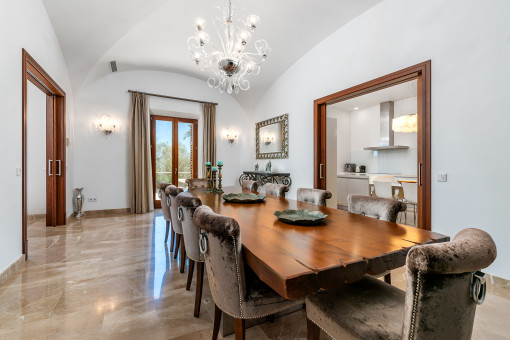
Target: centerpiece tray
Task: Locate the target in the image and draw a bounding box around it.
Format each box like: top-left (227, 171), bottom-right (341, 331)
top-left (274, 209), bottom-right (328, 225)
top-left (222, 193), bottom-right (266, 204)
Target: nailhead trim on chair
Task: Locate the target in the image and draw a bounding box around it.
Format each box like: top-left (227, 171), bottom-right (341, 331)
top-left (409, 270), bottom-right (422, 340)
top-left (233, 236), bottom-right (244, 319)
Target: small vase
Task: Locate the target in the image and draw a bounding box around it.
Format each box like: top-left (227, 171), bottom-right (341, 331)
top-left (75, 188), bottom-right (85, 218)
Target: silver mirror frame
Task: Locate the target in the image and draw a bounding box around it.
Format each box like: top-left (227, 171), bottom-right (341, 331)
top-left (256, 114), bottom-right (289, 159)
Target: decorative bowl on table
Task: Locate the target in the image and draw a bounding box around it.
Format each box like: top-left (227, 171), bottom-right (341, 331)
top-left (222, 193), bottom-right (266, 203)
top-left (274, 209), bottom-right (328, 226)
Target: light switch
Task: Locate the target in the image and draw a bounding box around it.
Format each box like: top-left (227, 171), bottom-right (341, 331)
top-left (16, 168), bottom-right (21, 176)
top-left (437, 173), bottom-right (447, 182)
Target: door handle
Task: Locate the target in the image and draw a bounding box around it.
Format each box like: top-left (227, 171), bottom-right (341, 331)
top-left (319, 164), bottom-right (324, 179)
top-left (48, 160), bottom-right (53, 176)
top-left (57, 160), bottom-right (61, 176)
top-left (418, 162), bottom-right (422, 186)
top-left (175, 168), bottom-right (178, 175)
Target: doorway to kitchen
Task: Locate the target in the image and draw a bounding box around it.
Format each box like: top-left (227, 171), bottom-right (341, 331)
top-left (314, 61), bottom-right (431, 230)
top-left (150, 115), bottom-right (198, 209)
top-left (22, 49), bottom-right (67, 259)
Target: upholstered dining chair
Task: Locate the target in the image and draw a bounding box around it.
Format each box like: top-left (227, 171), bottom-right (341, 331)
top-left (348, 194), bottom-right (407, 284)
top-left (305, 228), bottom-right (497, 340)
top-left (166, 185), bottom-right (186, 273)
top-left (156, 182), bottom-right (173, 247)
top-left (297, 188), bottom-right (332, 207)
top-left (186, 178), bottom-right (208, 189)
top-left (193, 205), bottom-right (304, 340)
top-left (241, 179), bottom-right (259, 192)
top-left (263, 183), bottom-right (289, 197)
top-left (176, 192), bottom-right (205, 317)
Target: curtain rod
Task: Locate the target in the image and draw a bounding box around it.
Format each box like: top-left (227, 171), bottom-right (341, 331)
top-left (128, 90), bottom-right (218, 106)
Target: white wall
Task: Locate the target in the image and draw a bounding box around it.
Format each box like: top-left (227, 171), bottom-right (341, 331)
top-left (27, 83), bottom-right (47, 215)
top-left (251, 0), bottom-right (510, 278)
top-left (327, 108), bottom-right (351, 173)
top-left (0, 0), bottom-right (74, 273)
top-left (73, 70), bottom-right (252, 211)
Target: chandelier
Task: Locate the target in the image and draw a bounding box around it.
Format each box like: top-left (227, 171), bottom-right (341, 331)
top-left (187, 0), bottom-right (270, 94)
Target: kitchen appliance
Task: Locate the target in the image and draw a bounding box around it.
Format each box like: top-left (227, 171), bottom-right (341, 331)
top-left (344, 163), bottom-right (356, 172)
top-left (359, 165), bottom-right (366, 173)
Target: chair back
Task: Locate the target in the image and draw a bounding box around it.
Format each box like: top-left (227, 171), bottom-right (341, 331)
top-left (402, 182), bottom-right (418, 205)
top-left (241, 180), bottom-right (259, 192)
top-left (186, 178), bottom-right (208, 189)
top-left (165, 185), bottom-right (184, 234)
top-left (176, 192), bottom-right (203, 262)
top-left (193, 205), bottom-right (246, 318)
top-left (347, 194), bottom-right (406, 223)
top-left (373, 181), bottom-right (393, 199)
top-left (402, 228), bottom-right (497, 340)
top-left (263, 183), bottom-right (289, 197)
top-left (156, 182), bottom-right (171, 221)
top-left (297, 188), bottom-right (332, 207)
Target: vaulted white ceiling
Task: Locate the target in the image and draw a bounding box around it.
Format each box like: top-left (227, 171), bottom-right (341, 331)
top-left (42, 0), bottom-right (382, 106)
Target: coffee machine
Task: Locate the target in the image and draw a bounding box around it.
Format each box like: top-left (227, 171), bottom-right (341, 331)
top-left (344, 163), bottom-right (356, 172)
top-left (359, 165), bottom-right (366, 173)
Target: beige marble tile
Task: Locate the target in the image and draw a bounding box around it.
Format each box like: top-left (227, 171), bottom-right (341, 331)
top-left (0, 212), bottom-right (508, 339)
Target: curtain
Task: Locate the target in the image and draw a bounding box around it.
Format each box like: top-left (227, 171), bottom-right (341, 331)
top-left (202, 103), bottom-right (216, 177)
top-left (129, 93), bottom-right (154, 213)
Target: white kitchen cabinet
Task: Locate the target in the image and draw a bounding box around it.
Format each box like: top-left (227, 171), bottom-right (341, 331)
top-left (337, 176), bottom-right (370, 207)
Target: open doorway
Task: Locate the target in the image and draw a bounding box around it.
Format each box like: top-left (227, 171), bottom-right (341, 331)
top-left (22, 49), bottom-right (67, 259)
top-left (314, 61), bottom-right (431, 230)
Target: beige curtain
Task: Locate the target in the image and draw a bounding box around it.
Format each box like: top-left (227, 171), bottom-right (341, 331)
top-left (130, 93), bottom-right (154, 213)
top-left (202, 103), bottom-right (217, 177)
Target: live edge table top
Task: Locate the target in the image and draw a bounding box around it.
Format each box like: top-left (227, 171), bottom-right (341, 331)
top-left (190, 186), bottom-right (449, 300)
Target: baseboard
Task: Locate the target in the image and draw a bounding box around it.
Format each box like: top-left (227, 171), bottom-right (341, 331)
top-left (27, 214), bottom-right (45, 221)
top-left (72, 208), bottom-right (131, 217)
top-left (0, 255), bottom-right (25, 286)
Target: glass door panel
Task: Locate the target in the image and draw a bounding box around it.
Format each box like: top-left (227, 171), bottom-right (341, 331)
top-left (177, 121), bottom-right (194, 188)
top-left (154, 119), bottom-right (173, 204)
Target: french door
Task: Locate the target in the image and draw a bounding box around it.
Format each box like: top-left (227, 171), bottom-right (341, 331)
top-left (150, 115), bottom-right (198, 208)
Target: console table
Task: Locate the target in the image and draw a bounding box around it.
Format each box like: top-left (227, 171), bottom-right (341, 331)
top-left (239, 171), bottom-right (292, 188)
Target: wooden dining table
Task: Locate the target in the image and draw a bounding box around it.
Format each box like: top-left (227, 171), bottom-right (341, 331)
top-left (190, 186), bottom-right (449, 300)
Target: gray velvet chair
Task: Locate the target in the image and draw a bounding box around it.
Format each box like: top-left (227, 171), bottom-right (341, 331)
top-left (193, 205), bottom-right (304, 340)
top-left (186, 178), bottom-right (208, 189)
top-left (305, 228), bottom-right (497, 340)
top-left (263, 183), bottom-right (289, 197)
top-left (241, 180), bottom-right (259, 192)
top-left (156, 182), bottom-right (173, 247)
top-left (165, 185), bottom-right (186, 273)
top-left (348, 194), bottom-right (407, 284)
top-left (176, 192), bottom-right (204, 317)
top-left (297, 188), bottom-right (332, 207)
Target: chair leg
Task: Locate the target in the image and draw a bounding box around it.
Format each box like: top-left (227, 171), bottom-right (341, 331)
top-left (194, 262), bottom-right (204, 317)
top-left (164, 220), bottom-right (170, 244)
top-left (169, 228), bottom-right (175, 252)
top-left (186, 259), bottom-right (195, 291)
top-left (212, 304), bottom-right (221, 340)
top-left (234, 318), bottom-right (246, 340)
top-left (413, 204), bottom-right (417, 226)
top-left (179, 237), bottom-right (186, 273)
top-left (173, 234), bottom-right (181, 259)
top-left (307, 318), bottom-right (320, 340)
top-left (384, 272), bottom-right (392, 284)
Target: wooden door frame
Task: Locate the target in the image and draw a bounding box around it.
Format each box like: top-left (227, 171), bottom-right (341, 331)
top-left (22, 49), bottom-right (67, 258)
top-left (150, 115), bottom-right (198, 208)
top-left (313, 60), bottom-right (431, 230)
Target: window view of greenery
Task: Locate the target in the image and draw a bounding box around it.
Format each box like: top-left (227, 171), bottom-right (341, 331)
top-left (178, 122), bottom-right (193, 187)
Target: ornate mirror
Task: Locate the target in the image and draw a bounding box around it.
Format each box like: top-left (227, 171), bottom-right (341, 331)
top-left (256, 114), bottom-right (288, 159)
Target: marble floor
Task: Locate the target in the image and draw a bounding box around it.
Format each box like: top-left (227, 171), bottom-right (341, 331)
top-left (0, 211), bottom-right (509, 339)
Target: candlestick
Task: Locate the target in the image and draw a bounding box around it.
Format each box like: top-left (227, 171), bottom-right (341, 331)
top-left (205, 162), bottom-right (213, 193)
top-left (216, 164), bottom-right (224, 193)
top-left (211, 168), bottom-right (218, 193)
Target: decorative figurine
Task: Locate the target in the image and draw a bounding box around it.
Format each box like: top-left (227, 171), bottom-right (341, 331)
top-left (205, 162), bottom-right (213, 193)
top-left (255, 163), bottom-right (259, 171)
top-left (216, 161), bottom-right (224, 193)
top-left (265, 160), bottom-right (272, 173)
top-left (75, 188), bottom-right (85, 218)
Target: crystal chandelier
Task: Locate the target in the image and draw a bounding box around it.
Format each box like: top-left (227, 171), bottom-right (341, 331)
top-left (187, 0), bottom-right (271, 94)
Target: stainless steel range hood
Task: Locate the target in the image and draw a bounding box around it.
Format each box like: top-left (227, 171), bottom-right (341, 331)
top-left (363, 101), bottom-right (409, 151)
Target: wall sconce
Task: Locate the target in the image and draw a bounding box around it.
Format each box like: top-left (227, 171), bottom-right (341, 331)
top-left (263, 132), bottom-right (274, 145)
top-left (224, 128), bottom-right (238, 143)
top-left (97, 114), bottom-right (117, 135)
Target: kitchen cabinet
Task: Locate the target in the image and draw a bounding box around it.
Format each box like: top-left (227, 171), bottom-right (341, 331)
top-left (337, 176), bottom-right (370, 207)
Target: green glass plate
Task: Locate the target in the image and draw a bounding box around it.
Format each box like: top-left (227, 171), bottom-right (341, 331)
top-left (222, 193), bottom-right (266, 203)
top-left (274, 209), bottom-right (328, 225)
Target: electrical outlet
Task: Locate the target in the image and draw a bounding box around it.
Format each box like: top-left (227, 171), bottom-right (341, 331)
top-left (88, 198), bottom-right (97, 202)
top-left (437, 173), bottom-right (448, 182)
